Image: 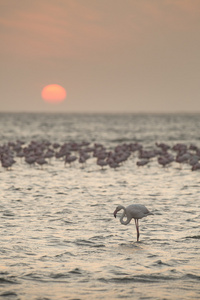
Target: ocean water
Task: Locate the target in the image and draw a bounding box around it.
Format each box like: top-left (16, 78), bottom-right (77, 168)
top-left (0, 113), bottom-right (200, 300)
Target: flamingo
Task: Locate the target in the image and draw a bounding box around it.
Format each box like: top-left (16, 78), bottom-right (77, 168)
top-left (113, 204), bottom-right (154, 242)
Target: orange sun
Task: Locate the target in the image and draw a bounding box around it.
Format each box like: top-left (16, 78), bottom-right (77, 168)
top-left (41, 84), bottom-right (67, 103)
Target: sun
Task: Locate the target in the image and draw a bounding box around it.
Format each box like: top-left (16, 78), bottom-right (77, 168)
top-left (41, 84), bottom-right (67, 103)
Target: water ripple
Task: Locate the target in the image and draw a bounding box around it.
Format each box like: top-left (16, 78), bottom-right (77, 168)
top-left (1, 113), bottom-right (200, 299)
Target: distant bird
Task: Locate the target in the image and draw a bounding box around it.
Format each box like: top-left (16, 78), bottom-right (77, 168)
top-left (78, 151), bottom-right (90, 167)
top-left (44, 149), bottom-right (55, 161)
top-left (64, 154), bottom-right (77, 166)
top-left (0, 155), bottom-right (16, 170)
top-left (97, 158), bottom-right (108, 169)
top-left (25, 155), bottom-right (36, 166)
top-left (157, 154), bottom-right (174, 167)
top-left (108, 159), bottom-right (120, 169)
top-left (113, 204), bottom-right (154, 242)
top-left (191, 162), bottom-right (200, 171)
top-left (36, 156), bottom-right (48, 169)
top-left (136, 159), bottom-right (149, 167)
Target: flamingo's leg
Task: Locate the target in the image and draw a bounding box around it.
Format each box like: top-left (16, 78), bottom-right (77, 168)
top-left (135, 219), bottom-right (140, 242)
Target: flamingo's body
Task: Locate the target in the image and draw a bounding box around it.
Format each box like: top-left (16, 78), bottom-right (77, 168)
top-left (113, 204), bottom-right (153, 242)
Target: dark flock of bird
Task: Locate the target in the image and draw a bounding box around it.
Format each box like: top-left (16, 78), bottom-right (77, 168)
top-left (0, 139), bottom-right (200, 171)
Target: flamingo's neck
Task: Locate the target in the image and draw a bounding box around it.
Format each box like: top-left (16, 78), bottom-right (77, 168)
top-left (120, 208), bottom-right (132, 225)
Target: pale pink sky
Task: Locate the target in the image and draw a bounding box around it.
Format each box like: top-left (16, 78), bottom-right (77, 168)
top-left (0, 0), bottom-right (200, 113)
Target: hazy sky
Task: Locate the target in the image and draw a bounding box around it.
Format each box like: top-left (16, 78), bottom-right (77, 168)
top-left (1, 0), bottom-right (200, 113)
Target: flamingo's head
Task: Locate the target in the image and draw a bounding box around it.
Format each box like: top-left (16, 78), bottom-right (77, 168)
top-left (113, 205), bottom-right (123, 218)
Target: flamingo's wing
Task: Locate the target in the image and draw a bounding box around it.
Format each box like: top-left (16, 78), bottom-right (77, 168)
top-left (126, 204), bottom-right (151, 219)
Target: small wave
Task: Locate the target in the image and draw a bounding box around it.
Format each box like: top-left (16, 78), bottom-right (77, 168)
top-left (186, 235), bottom-right (200, 239)
top-left (99, 274), bottom-right (177, 283)
top-left (91, 244), bottom-right (105, 248)
top-left (152, 260), bottom-right (171, 266)
top-left (75, 239), bottom-right (105, 248)
top-left (55, 251), bottom-right (75, 258)
top-left (75, 239), bottom-right (94, 246)
top-left (0, 291), bottom-right (18, 297)
top-left (69, 268), bottom-right (82, 275)
top-left (89, 235), bottom-right (105, 240)
top-left (63, 220), bottom-right (74, 225)
top-left (8, 186), bottom-right (21, 191)
top-left (22, 272), bottom-right (47, 282)
top-left (184, 273), bottom-right (200, 280)
top-left (56, 209), bottom-right (72, 214)
top-left (55, 192), bottom-right (68, 195)
top-left (2, 210), bottom-right (15, 217)
top-left (49, 272), bottom-right (70, 279)
top-left (0, 277), bottom-right (19, 284)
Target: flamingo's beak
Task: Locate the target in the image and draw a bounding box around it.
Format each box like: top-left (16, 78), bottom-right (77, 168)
top-left (113, 210), bottom-right (117, 218)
